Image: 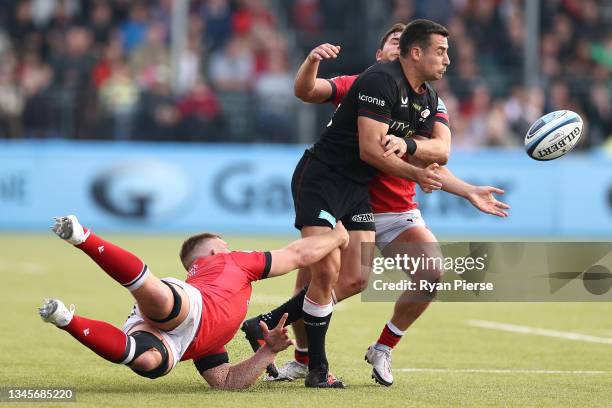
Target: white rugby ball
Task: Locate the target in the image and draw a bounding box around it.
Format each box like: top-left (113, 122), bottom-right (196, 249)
top-left (524, 110), bottom-right (583, 161)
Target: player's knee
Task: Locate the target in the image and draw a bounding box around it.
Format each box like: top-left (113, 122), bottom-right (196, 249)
top-left (310, 261), bottom-right (340, 288)
top-left (131, 350), bottom-right (162, 373)
top-left (123, 331), bottom-right (171, 379)
top-left (311, 268), bottom-right (338, 289)
top-left (339, 276), bottom-right (368, 297)
top-left (144, 281), bottom-right (185, 324)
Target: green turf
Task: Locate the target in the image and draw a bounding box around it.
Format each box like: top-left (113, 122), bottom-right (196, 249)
top-left (1, 234), bottom-right (612, 407)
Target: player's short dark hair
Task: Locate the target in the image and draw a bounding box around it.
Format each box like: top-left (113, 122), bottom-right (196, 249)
top-left (399, 19), bottom-right (449, 57)
top-left (378, 23), bottom-right (406, 50)
top-left (180, 232), bottom-right (220, 269)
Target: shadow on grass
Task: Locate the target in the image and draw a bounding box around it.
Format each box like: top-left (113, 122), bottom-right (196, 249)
top-left (73, 380), bottom-right (382, 394)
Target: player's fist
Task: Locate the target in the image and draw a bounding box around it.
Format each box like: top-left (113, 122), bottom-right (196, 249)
top-left (334, 220), bottom-right (350, 250)
top-left (417, 163), bottom-right (443, 193)
top-left (308, 43), bottom-right (341, 62)
top-left (259, 313), bottom-right (294, 353)
top-left (382, 135), bottom-right (407, 158)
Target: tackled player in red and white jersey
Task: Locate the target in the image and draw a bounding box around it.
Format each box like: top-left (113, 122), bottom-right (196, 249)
top-left (242, 22), bottom-right (509, 387)
top-left (39, 214), bottom-right (348, 389)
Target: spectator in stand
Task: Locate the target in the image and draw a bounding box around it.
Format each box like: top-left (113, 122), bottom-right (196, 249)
top-left (504, 86), bottom-right (544, 144)
top-left (50, 26), bottom-right (96, 139)
top-left (92, 38), bottom-right (124, 90)
top-left (19, 50), bottom-right (56, 138)
top-left (98, 60), bottom-right (139, 140)
top-left (7, 1), bottom-right (38, 55)
top-left (253, 50), bottom-right (294, 142)
top-left (585, 84), bottom-right (612, 145)
top-left (136, 72), bottom-right (179, 141)
top-left (291, 0), bottom-right (323, 38)
top-left (120, 2), bottom-right (149, 54)
top-left (200, 0), bottom-right (232, 52)
top-left (89, 0), bottom-right (115, 51)
top-left (130, 22), bottom-right (169, 90)
top-left (484, 100), bottom-right (518, 148)
top-left (177, 78), bottom-right (225, 141)
top-left (175, 15), bottom-right (205, 96)
top-left (209, 35), bottom-right (254, 92)
top-left (460, 83), bottom-right (493, 148)
top-left (0, 52), bottom-right (23, 138)
top-left (232, 0), bottom-right (275, 37)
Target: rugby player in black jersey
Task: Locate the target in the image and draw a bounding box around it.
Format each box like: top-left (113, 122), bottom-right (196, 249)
top-left (251, 20), bottom-right (452, 388)
top-left (241, 21), bottom-right (507, 387)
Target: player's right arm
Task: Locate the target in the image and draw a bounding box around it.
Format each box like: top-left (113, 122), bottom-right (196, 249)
top-left (355, 73), bottom-right (442, 191)
top-left (437, 166), bottom-right (509, 217)
top-left (359, 116), bottom-right (442, 191)
top-left (267, 221), bottom-right (349, 277)
top-left (294, 43), bottom-right (341, 103)
top-left (200, 315), bottom-right (292, 389)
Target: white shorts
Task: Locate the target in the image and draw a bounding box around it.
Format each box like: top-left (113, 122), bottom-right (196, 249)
top-left (122, 277), bottom-right (203, 369)
top-left (374, 209), bottom-right (427, 251)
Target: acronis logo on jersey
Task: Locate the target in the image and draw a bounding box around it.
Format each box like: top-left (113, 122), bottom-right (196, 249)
top-left (359, 92), bottom-right (385, 107)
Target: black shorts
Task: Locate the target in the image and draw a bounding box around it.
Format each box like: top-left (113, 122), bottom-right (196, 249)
top-left (291, 150), bottom-right (375, 231)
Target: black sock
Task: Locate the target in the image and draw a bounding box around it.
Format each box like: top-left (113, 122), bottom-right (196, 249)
top-left (258, 286), bottom-right (308, 328)
top-left (303, 311), bottom-right (332, 371)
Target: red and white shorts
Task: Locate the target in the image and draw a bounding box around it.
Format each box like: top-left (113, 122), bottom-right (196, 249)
top-left (374, 209), bottom-right (427, 251)
top-left (122, 277), bottom-right (203, 369)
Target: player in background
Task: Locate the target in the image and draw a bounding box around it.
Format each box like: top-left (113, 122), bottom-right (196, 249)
top-left (39, 215), bottom-right (348, 389)
top-left (242, 21), bottom-right (509, 386)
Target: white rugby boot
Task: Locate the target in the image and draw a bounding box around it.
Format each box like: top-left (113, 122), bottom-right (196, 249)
top-left (51, 215), bottom-right (89, 245)
top-left (264, 360), bottom-right (308, 381)
top-left (365, 343), bottom-right (394, 386)
top-left (39, 299), bottom-right (75, 328)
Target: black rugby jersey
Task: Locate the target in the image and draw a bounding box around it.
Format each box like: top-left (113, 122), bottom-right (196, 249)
top-left (310, 59), bottom-right (448, 184)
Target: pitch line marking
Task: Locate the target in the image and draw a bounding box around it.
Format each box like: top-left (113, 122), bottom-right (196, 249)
top-left (395, 368), bottom-right (612, 375)
top-left (467, 319), bottom-right (612, 345)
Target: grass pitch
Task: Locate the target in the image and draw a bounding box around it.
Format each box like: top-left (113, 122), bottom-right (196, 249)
top-left (1, 234), bottom-right (612, 407)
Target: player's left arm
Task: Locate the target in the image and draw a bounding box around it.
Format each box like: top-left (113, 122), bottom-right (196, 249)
top-left (412, 121), bottom-right (451, 165)
top-left (437, 166), bottom-right (510, 217)
top-left (199, 315), bottom-right (292, 390)
top-left (411, 97), bottom-right (452, 165)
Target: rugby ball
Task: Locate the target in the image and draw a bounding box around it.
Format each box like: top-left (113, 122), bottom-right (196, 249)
top-left (524, 110), bottom-right (583, 161)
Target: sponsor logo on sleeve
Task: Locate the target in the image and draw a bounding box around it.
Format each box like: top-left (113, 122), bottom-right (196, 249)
top-left (359, 92), bottom-right (386, 107)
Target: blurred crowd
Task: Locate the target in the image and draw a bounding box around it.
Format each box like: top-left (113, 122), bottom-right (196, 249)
top-left (0, 0), bottom-right (294, 142)
top-left (374, 0), bottom-right (612, 150)
top-left (0, 0), bottom-right (610, 150)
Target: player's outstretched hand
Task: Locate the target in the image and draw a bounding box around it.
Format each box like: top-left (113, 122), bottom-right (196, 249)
top-left (259, 313), bottom-right (294, 353)
top-left (334, 220), bottom-right (350, 250)
top-left (467, 186), bottom-right (510, 217)
top-left (417, 163), bottom-right (443, 193)
top-left (382, 135), bottom-right (407, 158)
top-left (308, 43), bottom-right (341, 62)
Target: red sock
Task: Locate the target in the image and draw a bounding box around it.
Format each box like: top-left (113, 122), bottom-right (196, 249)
top-left (63, 315), bottom-right (129, 363)
top-left (294, 348), bottom-right (309, 365)
top-left (377, 323), bottom-right (403, 349)
top-left (76, 229), bottom-right (148, 291)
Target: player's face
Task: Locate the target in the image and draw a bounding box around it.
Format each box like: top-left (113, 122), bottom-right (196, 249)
top-left (215, 238), bottom-right (230, 253)
top-left (418, 34), bottom-right (450, 81)
top-left (376, 31), bottom-right (401, 62)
